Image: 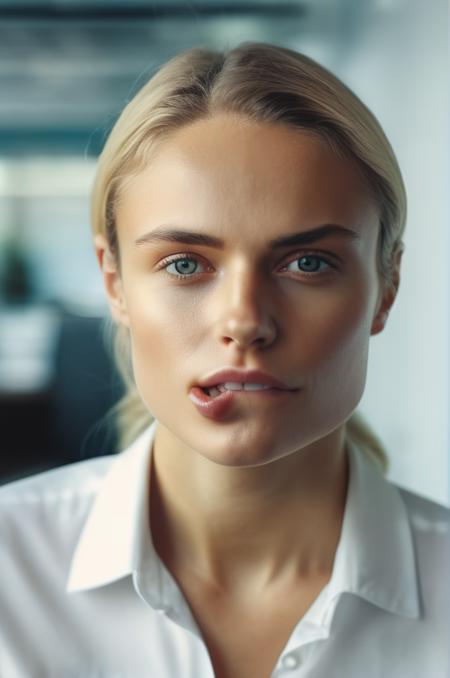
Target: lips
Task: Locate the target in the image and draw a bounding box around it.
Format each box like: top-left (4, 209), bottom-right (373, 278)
top-left (197, 368), bottom-right (295, 391)
top-left (188, 382), bottom-right (296, 421)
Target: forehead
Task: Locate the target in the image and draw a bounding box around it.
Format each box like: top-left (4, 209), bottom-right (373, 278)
top-left (116, 113), bottom-right (378, 243)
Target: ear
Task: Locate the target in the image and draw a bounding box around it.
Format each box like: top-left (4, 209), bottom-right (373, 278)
top-left (370, 245), bottom-right (403, 336)
top-left (94, 233), bottom-right (130, 328)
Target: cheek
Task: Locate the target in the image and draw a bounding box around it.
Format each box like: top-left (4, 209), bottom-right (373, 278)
top-left (298, 280), bottom-right (377, 422)
top-left (125, 287), bottom-right (201, 401)
top-left (291, 283), bottom-right (372, 369)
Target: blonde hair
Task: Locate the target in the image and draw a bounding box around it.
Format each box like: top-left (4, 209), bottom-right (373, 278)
top-left (91, 42), bottom-right (406, 473)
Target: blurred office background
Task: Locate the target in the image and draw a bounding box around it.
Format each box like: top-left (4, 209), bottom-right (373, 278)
top-left (0, 0), bottom-right (448, 505)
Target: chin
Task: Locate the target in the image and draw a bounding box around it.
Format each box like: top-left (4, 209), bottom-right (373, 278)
top-left (197, 437), bottom-right (285, 469)
top-left (207, 453), bottom-right (278, 469)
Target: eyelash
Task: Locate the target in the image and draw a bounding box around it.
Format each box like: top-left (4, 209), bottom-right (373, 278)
top-left (157, 251), bottom-right (336, 281)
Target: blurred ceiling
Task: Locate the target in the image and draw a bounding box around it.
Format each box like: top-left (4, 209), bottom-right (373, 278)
top-left (0, 0), bottom-right (374, 155)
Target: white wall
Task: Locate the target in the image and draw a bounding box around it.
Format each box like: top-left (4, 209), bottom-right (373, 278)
top-left (331, 0), bottom-right (448, 505)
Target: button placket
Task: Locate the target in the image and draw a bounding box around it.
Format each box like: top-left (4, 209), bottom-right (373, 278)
top-left (282, 653), bottom-right (300, 669)
top-left (271, 652), bottom-right (302, 675)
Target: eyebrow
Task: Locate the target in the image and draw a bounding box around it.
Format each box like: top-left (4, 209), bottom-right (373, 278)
top-left (134, 223), bottom-right (360, 249)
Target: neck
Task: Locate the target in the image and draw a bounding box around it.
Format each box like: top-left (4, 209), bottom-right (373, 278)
top-left (149, 423), bottom-right (349, 592)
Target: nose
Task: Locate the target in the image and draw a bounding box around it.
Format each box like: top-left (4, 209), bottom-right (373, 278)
top-left (213, 264), bottom-right (277, 351)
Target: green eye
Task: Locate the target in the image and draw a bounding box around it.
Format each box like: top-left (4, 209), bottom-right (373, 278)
top-left (284, 253), bottom-right (333, 276)
top-left (297, 255), bottom-right (328, 272)
top-left (162, 255), bottom-right (204, 279)
top-left (160, 251), bottom-right (334, 281)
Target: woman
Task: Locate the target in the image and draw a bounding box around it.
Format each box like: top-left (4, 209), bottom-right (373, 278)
top-left (1, 42), bottom-right (448, 678)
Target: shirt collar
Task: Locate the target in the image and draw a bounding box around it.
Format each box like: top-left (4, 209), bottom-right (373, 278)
top-left (308, 436), bottom-right (421, 625)
top-left (66, 421), bottom-right (158, 594)
top-left (66, 420), bottom-right (420, 622)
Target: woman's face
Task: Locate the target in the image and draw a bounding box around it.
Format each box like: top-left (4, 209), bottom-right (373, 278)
top-left (97, 113), bottom-right (399, 466)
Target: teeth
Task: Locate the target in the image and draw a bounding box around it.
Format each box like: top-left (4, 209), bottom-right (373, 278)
top-left (223, 382), bottom-right (243, 391)
top-left (203, 382), bottom-right (274, 398)
top-left (219, 382), bottom-right (272, 391)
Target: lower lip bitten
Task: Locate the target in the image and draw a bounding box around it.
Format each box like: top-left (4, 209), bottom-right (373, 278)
top-left (188, 385), bottom-right (295, 420)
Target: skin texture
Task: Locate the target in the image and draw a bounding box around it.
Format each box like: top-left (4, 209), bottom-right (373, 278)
top-left (95, 113), bottom-right (401, 597)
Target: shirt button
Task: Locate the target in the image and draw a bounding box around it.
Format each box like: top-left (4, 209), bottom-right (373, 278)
top-left (281, 653), bottom-right (300, 670)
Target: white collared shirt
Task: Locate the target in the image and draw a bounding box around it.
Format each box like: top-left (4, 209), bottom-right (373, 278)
top-left (0, 420), bottom-right (448, 677)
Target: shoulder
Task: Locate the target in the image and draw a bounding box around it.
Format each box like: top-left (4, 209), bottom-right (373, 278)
top-left (0, 455), bottom-right (114, 507)
top-left (395, 483), bottom-right (449, 606)
top-left (0, 456), bottom-right (115, 551)
top-left (396, 484), bottom-right (450, 532)
top-left (0, 455), bottom-right (117, 612)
